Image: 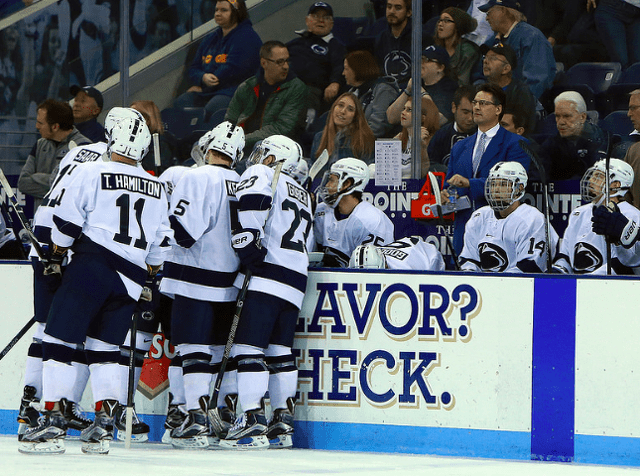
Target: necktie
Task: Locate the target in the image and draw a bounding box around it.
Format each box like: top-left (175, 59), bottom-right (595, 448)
top-left (472, 132), bottom-right (486, 176)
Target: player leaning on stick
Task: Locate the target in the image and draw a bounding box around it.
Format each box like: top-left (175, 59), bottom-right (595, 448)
top-left (460, 161), bottom-right (558, 273)
top-left (19, 111), bottom-right (172, 455)
top-left (554, 159), bottom-right (640, 274)
top-left (17, 108), bottom-right (143, 440)
top-left (220, 135), bottom-right (314, 450)
top-left (158, 122), bottom-right (244, 449)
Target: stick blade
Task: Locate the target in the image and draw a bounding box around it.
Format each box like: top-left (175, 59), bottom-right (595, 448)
top-left (309, 149), bottom-right (329, 181)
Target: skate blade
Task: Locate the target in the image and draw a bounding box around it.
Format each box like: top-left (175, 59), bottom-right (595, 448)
top-left (116, 430), bottom-right (149, 443)
top-left (18, 439), bottom-right (65, 454)
top-left (81, 440), bottom-right (110, 454)
top-left (219, 435), bottom-right (269, 450)
top-left (269, 434), bottom-right (293, 449)
top-left (170, 435), bottom-right (210, 449)
top-left (161, 429), bottom-right (173, 444)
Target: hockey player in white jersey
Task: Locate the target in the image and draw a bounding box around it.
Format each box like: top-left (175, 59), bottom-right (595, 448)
top-left (157, 121), bottom-right (244, 448)
top-left (220, 135), bottom-right (313, 450)
top-left (17, 108), bottom-right (143, 440)
top-left (20, 112), bottom-right (172, 455)
top-left (554, 159), bottom-right (640, 274)
top-left (349, 236), bottom-right (446, 271)
top-left (314, 158), bottom-right (395, 267)
top-left (460, 162), bottom-right (558, 273)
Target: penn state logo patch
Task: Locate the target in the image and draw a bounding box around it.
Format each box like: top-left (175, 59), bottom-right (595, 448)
top-left (479, 242), bottom-right (509, 272)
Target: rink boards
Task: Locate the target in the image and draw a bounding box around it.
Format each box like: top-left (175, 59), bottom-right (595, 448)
top-left (0, 262), bottom-right (639, 466)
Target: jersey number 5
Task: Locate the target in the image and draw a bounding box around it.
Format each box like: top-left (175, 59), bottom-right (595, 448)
top-left (114, 193), bottom-right (148, 250)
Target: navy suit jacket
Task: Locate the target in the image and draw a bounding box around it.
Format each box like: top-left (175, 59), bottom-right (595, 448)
top-left (445, 126), bottom-right (531, 254)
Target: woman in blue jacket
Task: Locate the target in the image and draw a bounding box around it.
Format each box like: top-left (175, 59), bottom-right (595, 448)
top-left (174, 0), bottom-right (262, 120)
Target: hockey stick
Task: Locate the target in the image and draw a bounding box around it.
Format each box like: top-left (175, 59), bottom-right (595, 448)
top-left (0, 200), bottom-right (27, 259)
top-left (0, 316), bottom-right (36, 362)
top-left (0, 167), bottom-right (46, 260)
top-left (519, 140), bottom-right (552, 272)
top-left (209, 161), bottom-right (284, 417)
top-left (308, 149), bottom-right (328, 181)
top-left (124, 311), bottom-right (139, 450)
top-left (152, 133), bottom-right (161, 176)
top-left (428, 172), bottom-right (460, 270)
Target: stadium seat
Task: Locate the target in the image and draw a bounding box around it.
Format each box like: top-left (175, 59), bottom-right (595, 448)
top-left (161, 107), bottom-right (206, 142)
top-left (539, 84), bottom-right (596, 115)
top-left (618, 62), bottom-right (640, 84)
top-left (596, 83), bottom-right (640, 116)
top-left (332, 17), bottom-right (370, 50)
top-left (599, 110), bottom-right (634, 138)
top-left (563, 62), bottom-right (622, 94)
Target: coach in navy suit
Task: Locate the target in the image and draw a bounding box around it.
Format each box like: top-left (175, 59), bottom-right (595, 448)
top-left (443, 83), bottom-right (530, 256)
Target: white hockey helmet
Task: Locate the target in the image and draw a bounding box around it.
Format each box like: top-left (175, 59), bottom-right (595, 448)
top-left (203, 121), bottom-right (245, 167)
top-left (349, 243), bottom-right (387, 269)
top-left (580, 158), bottom-right (634, 204)
top-left (283, 158), bottom-right (310, 187)
top-left (484, 161), bottom-right (528, 212)
top-left (104, 107), bottom-right (146, 147)
top-left (247, 135), bottom-right (303, 175)
top-left (108, 112), bottom-right (151, 162)
top-left (318, 157), bottom-right (370, 208)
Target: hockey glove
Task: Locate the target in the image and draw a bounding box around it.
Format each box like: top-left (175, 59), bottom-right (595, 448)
top-left (321, 253), bottom-right (344, 268)
top-left (43, 244), bottom-right (69, 276)
top-left (232, 228), bottom-right (267, 273)
top-left (592, 204), bottom-right (640, 247)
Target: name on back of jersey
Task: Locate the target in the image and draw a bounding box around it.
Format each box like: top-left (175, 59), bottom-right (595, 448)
top-left (287, 182), bottom-right (309, 206)
top-left (74, 149), bottom-right (102, 163)
top-left (101, 173), bottom-right (162, 198)
top-left (380, 248), bottom-right (408, 261)
top-left (225, 179), bottom-right (237, 197)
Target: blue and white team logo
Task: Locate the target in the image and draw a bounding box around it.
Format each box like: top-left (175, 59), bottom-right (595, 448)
top-left (311, 44), bottom-right (329, 56)
top-left (573, 242), bottom-right (603, 274)
top-left (478, 242), bottom-right (508, 272)
top-left (384, 51), bottom-right (411, 81)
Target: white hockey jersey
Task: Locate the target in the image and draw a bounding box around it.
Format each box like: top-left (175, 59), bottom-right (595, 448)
top-left (460, 204), bottom-right (559, 273)
top-left (31, 142), bottom-right (108, 258)
top-left (314, 200), bottom-right (395, 267)
top-left (158, 165), bottom-right (192, 200)
top-left (51, 160), bottom-right (172, 299)
top-left (379, 236), bottom-right (445, 271)
top-left (159, 164), bottom-right (240, 302)
top-left (234, 164), bottom-right (314, 308)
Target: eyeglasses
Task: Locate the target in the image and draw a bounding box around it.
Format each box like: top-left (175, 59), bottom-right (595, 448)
top-left (422, 58), bottom-right (441, 64)
top-left (482, 55), bottom-right (508, 65)
top-left (309, 13), bottom-right (333, 21)
top-left (437, 18), bottom-right (455, 24)
top-left (471, 100), bottom-right (497, 107)
top-left (264, 57), bottom-right (290, 66)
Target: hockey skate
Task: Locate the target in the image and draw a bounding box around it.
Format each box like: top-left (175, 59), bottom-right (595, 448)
top-left (17, 385), bottom-right (40, 441)
top-left (115, 404), bottom-right (149, 442)
top-left (162, 393), bottom-right (188, 444)
top-left (267, 397), bottom-right (295, 449)
top-left (219, 401), bottom-right (269, 450)
top-left (61, 399), bottom-right (93, 431)
top-left (208, 393), bottom-right (237, 439)
top-left (18, 403), bottom-right (67, 455)
top-left (171, 396), bottom-right (212, 449)
top-left (80, 399), bottom-right (119, 454)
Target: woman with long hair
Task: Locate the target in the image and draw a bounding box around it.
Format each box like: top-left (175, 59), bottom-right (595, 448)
top-left (311, 92), bottom-right (375, 179)
top-left (394, 96), bottom-right (441, 177)
top-left (433, 7), bottom-right (480, 86)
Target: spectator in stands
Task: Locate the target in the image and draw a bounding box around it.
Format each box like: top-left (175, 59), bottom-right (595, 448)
top-left (433, 7), bottom-right (480, 86)
top-left (225, 40), bottom-right (308, 155)
top-left (310, 92), bottom-right (375, 178)
top-left (373, 0), bottom-right (432, 88)
top-left (442, 82), bottom-right (530, 254)
top-left (0, 24), bottom-right (32, 117)
top-left (69, 85), bottom-right (105, 143)
top-left (393, 96), bottom-right (441, 177)
top-left (286, 2), bottom-right (345, 117)
top-left (479, 0), bottom-right (555, 100)
top-left (539, 91), bottom-right (613, 181)
top-left (480, 43), bottom-right (536, 134)
top-left (589, 0), bottom-right (640, 69)
top-left (174, 0), bottom-right (262, 121)
top-left (467, 0), bottom-right (496, 46)
top-left (18, 99), bottom-right (91, 210)
top-left (428, 84), bottom-right (477, 169)
top-left (624, 90), bottom-right (640, 208)
top-left (343, 50), bottom-right (399, 138)
top-left (387, 46), bottom-right (459, 125)
top-left (30, 17), bottom-right (69, 105)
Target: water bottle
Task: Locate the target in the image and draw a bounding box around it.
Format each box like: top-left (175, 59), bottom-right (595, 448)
top-left (448, 187), bottom-right (458, 207)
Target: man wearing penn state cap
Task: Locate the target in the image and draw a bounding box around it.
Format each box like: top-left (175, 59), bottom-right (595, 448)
top-left (481, 43), bottom-right (536, 133)
top-left (479, 0), bottom-right (555, 100)
top-left (286, 2), bottom-right (346, 115)
top-left (69, 85), bottom-right (105, 143)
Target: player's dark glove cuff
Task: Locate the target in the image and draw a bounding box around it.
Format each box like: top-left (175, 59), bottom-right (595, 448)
top-left (43, 244), bottom-right (68, 276)
top-left (232, 228), bottom-right (267, 273)
top-left (592, 204), bottom-right (638, 247)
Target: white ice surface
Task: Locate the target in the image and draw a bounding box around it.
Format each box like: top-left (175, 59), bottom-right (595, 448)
top-left (3, 436), bottom-right (640, 476)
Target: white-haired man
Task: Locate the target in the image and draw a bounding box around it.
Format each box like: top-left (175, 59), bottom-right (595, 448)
top-left (539, 90), bottom-right (613, 181)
